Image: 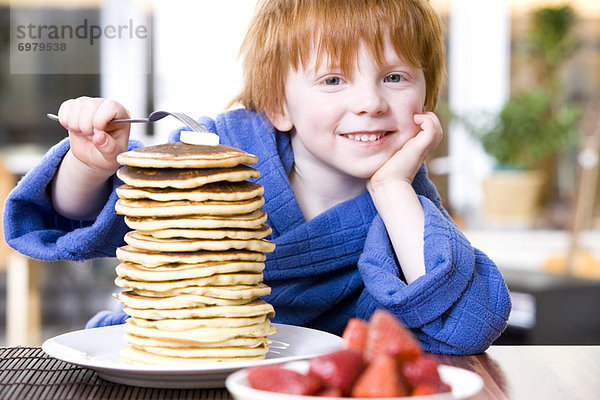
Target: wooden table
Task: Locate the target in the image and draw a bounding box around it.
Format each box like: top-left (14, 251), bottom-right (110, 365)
top-left (436, 345), bottom-right (600, 399)
top-left (1, 346), bottom-right (598, 399)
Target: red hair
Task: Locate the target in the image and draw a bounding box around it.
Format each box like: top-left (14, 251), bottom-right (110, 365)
top-left (233, 0), bottom-right (446, 115)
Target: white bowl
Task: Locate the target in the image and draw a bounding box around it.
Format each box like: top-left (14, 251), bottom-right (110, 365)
top-left (225, 360), bottom-right (484, 400)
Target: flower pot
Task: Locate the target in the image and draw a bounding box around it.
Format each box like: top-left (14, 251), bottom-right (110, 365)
top-left (482, 170), bottom-right (546, 228)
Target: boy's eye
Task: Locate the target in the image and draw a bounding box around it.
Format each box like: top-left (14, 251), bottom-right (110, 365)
top-left (324, 76), bottom-right (342, 85)
top-left (384, 73), bottom-right (405, 83)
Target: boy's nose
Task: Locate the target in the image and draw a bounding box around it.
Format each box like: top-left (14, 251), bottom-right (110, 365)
top-left (350, 84), bottom-right (389, 116)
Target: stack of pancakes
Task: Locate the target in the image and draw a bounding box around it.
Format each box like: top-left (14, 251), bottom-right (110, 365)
top-left (113, 142), bottom-right (277, 364)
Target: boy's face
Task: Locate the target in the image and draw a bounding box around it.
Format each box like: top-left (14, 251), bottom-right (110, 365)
top-left (271, 40), bottom-right (427, 179)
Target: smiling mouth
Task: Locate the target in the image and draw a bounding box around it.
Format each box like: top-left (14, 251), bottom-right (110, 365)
top-left (342, 131), bottom-right (390, 142)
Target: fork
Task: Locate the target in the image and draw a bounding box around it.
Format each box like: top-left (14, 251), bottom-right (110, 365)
top-left (46, 111), bottom-right (208, 133)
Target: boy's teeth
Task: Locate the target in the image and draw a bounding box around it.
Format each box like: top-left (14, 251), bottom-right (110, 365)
top-left (346, 133), bottom-right (386, 142)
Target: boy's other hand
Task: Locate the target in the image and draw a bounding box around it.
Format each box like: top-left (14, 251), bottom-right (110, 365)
top-left (57, 96), bottom-right (131, 178)
top-left (367, 112), bottom-right (442, 193)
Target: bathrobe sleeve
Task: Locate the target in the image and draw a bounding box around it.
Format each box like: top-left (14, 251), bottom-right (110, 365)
top-left (355, 165), bottom-right (511, 355)
top-left (3, 138), bottom-right (143, 261)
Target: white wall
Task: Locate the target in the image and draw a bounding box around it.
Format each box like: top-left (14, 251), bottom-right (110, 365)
top-left (151, 0), bottom-right (257, 144)
top-left (448, 0), bottom-right (511, 225)
top-left (100, 0), bottom-right (150, 143)
top-left (100, 0), bottom-right (257, 144)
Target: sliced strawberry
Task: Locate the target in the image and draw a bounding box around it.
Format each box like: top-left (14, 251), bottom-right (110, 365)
top-left (365, 309), bottom-right (422, 363)
top-left (308, 349), bottom-right (365, 395)
top-left (411, 383), bottom-right (439, 396)
top-left (401, 354), bottom-right (442, 388)
top-left (246, 365), bottom-right (322, 395)
top-left (341, 317), bottom-right (368, 354)
top-left (351, 354), bottom-right (409, 397)
top-left (317, 386), bottom-right (344, 397)
top-left (440, 382), bottom-right (452, 393)
top-left (411, 381), bottom-right (452, 395)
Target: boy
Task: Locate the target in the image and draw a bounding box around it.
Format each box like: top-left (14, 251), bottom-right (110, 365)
top-left (4, 0), bottom-right (510, 354)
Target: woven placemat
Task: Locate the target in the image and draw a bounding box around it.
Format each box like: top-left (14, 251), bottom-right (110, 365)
top-left (0, 347), bottom-right (232, 400)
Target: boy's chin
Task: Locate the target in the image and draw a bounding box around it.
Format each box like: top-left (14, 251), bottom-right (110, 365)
top-left (344, 159), bottom-right (390, 179)
top-left (341, 165), bottom-right (383, 180)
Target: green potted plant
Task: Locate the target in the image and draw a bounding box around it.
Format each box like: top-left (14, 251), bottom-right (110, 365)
top-left (473, 5), bottom-right (581, 227)
top-left (478, 88), bottom-right (580, 226)
top-left (479, 89), bottom-right (579, 170)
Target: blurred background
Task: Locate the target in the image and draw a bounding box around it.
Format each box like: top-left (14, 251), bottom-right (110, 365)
top-left (1, 0), bottom-right (599, 346)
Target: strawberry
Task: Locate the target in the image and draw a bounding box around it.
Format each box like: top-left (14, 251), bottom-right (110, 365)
top-left (341, 318), bottom-right (369, 354)
top-left (403, 355), bottom-right (454, 395)
top-left (440, 382), bottom-right (452, 393)
top-left (351, 354), bottom-right (409, 397)
top-left (246, 365), bottom-right (322, 395)
top-left (308, 349), bottom-right (365, 395)
top-left (317, 386), bottom-right (344, 397)
top-left (365, 309), bottom-right (422, 363)
top-left (401, 354), bottom-right (442, 388)
top-left (411, 383), bottom-right (439, 396)
top-left (411, 382), bottom-right (452, 396)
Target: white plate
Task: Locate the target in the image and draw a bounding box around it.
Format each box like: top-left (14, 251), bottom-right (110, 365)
top-left (226, 361), bottom-right (484, 400)
top-left (41, 323), bottom-right (342, 388)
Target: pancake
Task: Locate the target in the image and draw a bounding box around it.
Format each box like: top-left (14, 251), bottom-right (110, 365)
top-left (123, 231), bottom-right (275, 253)
top-left (115, 197), bottom-right (265, 217)
top-left (117, 142), bottom-right (258, 169)
top-left (115, 261), bottom-right (265, 281)
top-left (116, 181), bottom-right (264, 202)
top-left (121, 345), bottom-right (266, 364)
top-left (131, 343), bottom-right (269, 358)
top-left (121, 299), bottom-right (274, 320)
top-left (117, 290), bottom-right (255, 308)
top-left (139, 224), bottom-right (271, 240)
top-left (132, 283), bottom-right (271, 299)
top-left (124, 210), bottom-right (267, 231)
top-left (124, 333), bottom-right (267, 349)
top-left (116, 246), bottom-right (266, 267)
top-left (115, 141), bottom-right (276, 365)
top-left (114, 273), bottom-right (264, 291)
top-left (124, 318), bottom-right (277, 342)
top-left (116, 165), bottom-right (260, 189)
top-left (129, 315), bottom-right (268, 331)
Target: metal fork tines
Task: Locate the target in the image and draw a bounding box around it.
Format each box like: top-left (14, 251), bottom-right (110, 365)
top-left (168, 112), bottom-right (208, 133)
top-left (46, 111), bottom-right (208, 133)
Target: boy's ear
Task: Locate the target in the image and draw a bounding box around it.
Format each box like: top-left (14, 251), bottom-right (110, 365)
top-left (267, 105), bottom-right (294, 132)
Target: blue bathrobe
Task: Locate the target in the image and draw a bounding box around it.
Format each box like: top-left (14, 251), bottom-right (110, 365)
top-left (3, 109), bottom-right (511, 355)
